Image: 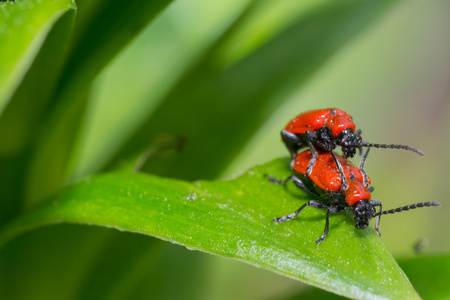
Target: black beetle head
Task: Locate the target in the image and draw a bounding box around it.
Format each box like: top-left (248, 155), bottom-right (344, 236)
top-left (353, 200), bottom-right (375, 229)
top-left (338, 129), bottom-right (363, 158)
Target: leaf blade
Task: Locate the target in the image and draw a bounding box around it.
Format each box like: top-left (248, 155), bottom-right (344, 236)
top-left (0, 158), bottom-right (419, 300)
top-left (0, 0), bottom-right (75, 110)
top-left (0, 3), bottom-right (76, 225)
top-left (398, 254), bottom-right (450, 300)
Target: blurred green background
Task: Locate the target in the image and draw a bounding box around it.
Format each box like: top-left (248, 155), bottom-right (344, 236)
top-left (1, 0), bottom-right (449, 299)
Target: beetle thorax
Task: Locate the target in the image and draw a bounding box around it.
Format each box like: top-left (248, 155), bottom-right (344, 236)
top-left (312, 127), bottom-right (337, 151)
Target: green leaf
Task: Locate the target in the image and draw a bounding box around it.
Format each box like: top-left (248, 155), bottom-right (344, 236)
top-left (0, 158), bottom-right (419, 299)
top-left (397, 254), bottom-right (450, 300)
top-left (0, 6), bottom-right (75, 155)
top-left (0, 1), bottom-right (75, 225)
top-left (55, 0), bottom-right (175, 104)
top-left (0, 0), bottom-right (174, 210)
top-left (282, 287), bottom-right (349, 300)
top-left (0, 0), bottom-right (75, 110)
top-left (0, 225), bottom-right (115, 300)
top-left (22, 0), bottom-right (174, 206)
top-left (74, 232), bottom-right (167, 300)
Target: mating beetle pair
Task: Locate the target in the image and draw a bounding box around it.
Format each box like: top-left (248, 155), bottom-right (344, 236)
top-left (270, 108), bottom-right (440, 244)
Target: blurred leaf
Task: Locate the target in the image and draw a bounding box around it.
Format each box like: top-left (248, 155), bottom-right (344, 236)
top-left (0, 4), bottom-right (75, 155)
top-left (25, 0), bottom-right (174, 205)
top-left (0, 1), bottom-right (175, 298)
top-left (0, 158), bottom-right (419, 299)
top-left (397, 254), bottom-right (450, 300)
top-left (54, 0), bottom-right (174, 107)
top-left (24, 0), bottom-right (173, 205)
top-left (24, 88), bottom-right (91, 204)
top-left (0, 0), bottom-right (75, 111)
top-left (108, 0), bottom-right (398, 181)
top-left (280, 287), bottom-right (348, 300)
top-left (0, 0), bottom-right (173, 157)
top-left (0, 225), bottom-right (223, 300)
top-left (123, 243), bottom-right (214, 300)
top-left (74, 232), bottom-right (166, 300)
top-left (0, 0), bottom-right (174, 209)
top-left (0, 225), bottom-right (113, 300)
top-left (0, 2), bottom-right (75, 225)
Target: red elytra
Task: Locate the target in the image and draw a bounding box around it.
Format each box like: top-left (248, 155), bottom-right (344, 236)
top-left (285, 108), bottom-right (356, 138)
top-left (293, 150), bottom-right (371, 205)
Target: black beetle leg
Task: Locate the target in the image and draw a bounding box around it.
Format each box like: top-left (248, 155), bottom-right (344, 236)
top-left (329, 151), bottom-right (348, 190)
top-left (281, 130), bottom-right (303, 167)
top-left (369, 199), bottom-right (382, 236)
top-left (290, 175), bottom-right (319, 196)
top-left (305, 140), bottom-right (319, 176)
top-left (265, 175), bottom-right (318, 196)
top-left (272, 200), bottom-right (328, 224)
top-left (316, 205), bottom-right (343, 245)
top-left (359, 147), bottom-right (371, 188)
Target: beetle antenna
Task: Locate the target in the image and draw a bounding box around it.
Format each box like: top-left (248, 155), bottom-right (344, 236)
top-left (375, 202), bottom-right (440, 216)
top-left (359, 141), bottom-right (423, 156)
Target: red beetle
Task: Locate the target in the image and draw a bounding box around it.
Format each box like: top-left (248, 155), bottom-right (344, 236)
top-left (268, 150), bottom-right (440, 244)
top-left (282, 108), bottom-right (423, 175)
